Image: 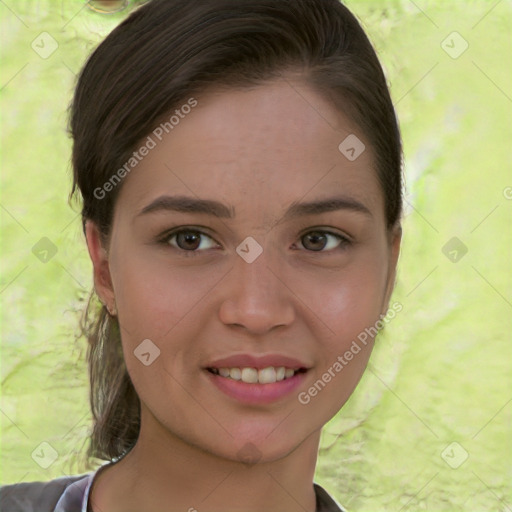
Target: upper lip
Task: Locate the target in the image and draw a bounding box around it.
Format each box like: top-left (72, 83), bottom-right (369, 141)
top-left (205, 354), bottom-right (310, 370)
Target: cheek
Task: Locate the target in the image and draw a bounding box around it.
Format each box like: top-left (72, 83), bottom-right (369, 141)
top-left (110, 250), bottom-right (223, 340)
top-left (293, 264), bottom-right (386, 417)
top-left (295, 254), bottom-right (388, 342)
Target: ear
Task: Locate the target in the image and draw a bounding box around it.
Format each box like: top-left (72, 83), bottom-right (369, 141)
top-left (85, 220), bottom-right (115, 309)
top-left (381, 223), bottom-right (402, 316)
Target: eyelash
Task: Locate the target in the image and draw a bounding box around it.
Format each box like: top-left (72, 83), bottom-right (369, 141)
top-left (157, 226), bottom-right (352, 256)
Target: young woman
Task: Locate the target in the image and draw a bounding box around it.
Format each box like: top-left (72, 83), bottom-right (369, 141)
top-left (1, 0), bottom-right (402, 510)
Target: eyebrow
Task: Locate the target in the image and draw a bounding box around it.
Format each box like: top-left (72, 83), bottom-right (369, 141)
top-left (136, 195), bottom-right (372, 220)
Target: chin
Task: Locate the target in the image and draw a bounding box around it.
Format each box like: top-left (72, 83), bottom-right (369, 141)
top-left (221, 439), bottom-right (298, 465)
top-left (222, 424), bottom-right (312, 465)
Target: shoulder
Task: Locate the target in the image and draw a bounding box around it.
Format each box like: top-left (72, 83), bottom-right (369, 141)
top-left (0, 473), bottom-right (90, 512)
top-left (314, 482), bottom-right (348, 512)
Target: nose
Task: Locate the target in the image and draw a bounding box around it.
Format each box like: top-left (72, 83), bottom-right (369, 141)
top-left (218, 247), bottom-right (295, 335)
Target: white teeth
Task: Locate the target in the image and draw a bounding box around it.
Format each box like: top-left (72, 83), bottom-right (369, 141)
top-left (241, 367), bottom-right (259, 383)
top-left (210, 366), bottom-right (300, 383)
top-left (219, 368), bottom-right (230, 378)
top-left (229, 368), bottom-right (241, 380)
top-left (258, 367), bottom-right (276, 384)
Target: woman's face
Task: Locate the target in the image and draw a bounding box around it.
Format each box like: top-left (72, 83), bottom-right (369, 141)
top-left (89, 79), bottom-right (401, 463)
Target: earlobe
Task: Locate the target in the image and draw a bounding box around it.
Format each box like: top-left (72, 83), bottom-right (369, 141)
top-left (85, 220), bottom-right (115, 310)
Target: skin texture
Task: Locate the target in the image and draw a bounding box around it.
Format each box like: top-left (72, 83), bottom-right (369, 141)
top-left (85, 78), bottom-right (401, 512)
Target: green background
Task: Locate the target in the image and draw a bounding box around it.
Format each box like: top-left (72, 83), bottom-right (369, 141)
top-left (1, 1), bottom-right (511, 510)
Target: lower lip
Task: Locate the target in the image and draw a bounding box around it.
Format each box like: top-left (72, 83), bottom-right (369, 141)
top-left (205, 370), bottom-right (307, 405)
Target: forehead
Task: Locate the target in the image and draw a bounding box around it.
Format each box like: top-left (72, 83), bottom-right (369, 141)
top-left (115, 79), bottom-right (384, 223)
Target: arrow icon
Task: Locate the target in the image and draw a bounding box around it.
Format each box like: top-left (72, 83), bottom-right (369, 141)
top-left (134, 339), bottom-right (161, 365)
top-left (31, 32), bottom-right (58, 59)
top-left (441, 441), bottom-right (468, 469)
top-left (441, 31), bottom-right (468, 59)
top-left (32, 237), bottom-right (58, 263)
top-left (236, 237), bottom-right (263, 263)
top-left (442, 236), bottom-right (468, 262)
top-left (31, 441), bottom-right (58, 468)
top-left (237, 442), bottom-right (262, 464)
top-left (338, 134), bottom-right (365, 161)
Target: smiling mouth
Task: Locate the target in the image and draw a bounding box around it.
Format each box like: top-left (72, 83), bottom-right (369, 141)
top-left (207, 366), bottom-right (308, 384)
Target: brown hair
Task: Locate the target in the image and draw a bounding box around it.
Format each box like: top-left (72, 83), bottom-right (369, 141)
top-left (69, 0), bottom-right (403, 463)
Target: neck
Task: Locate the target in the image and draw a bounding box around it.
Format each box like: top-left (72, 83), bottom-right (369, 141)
top-left (94, 409), bottom-right (321, 512)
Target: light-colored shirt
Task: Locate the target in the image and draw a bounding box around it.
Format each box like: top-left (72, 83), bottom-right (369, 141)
top-left (1, 462), bottom-right (347, 511)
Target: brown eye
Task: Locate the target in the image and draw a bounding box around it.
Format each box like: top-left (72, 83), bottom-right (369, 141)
top-left (299, 230), bottom-right (350, 252)
top-left (164, 229), bottom-right (218, 253)
top-left (175, 231), bottom-right (201, 250)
